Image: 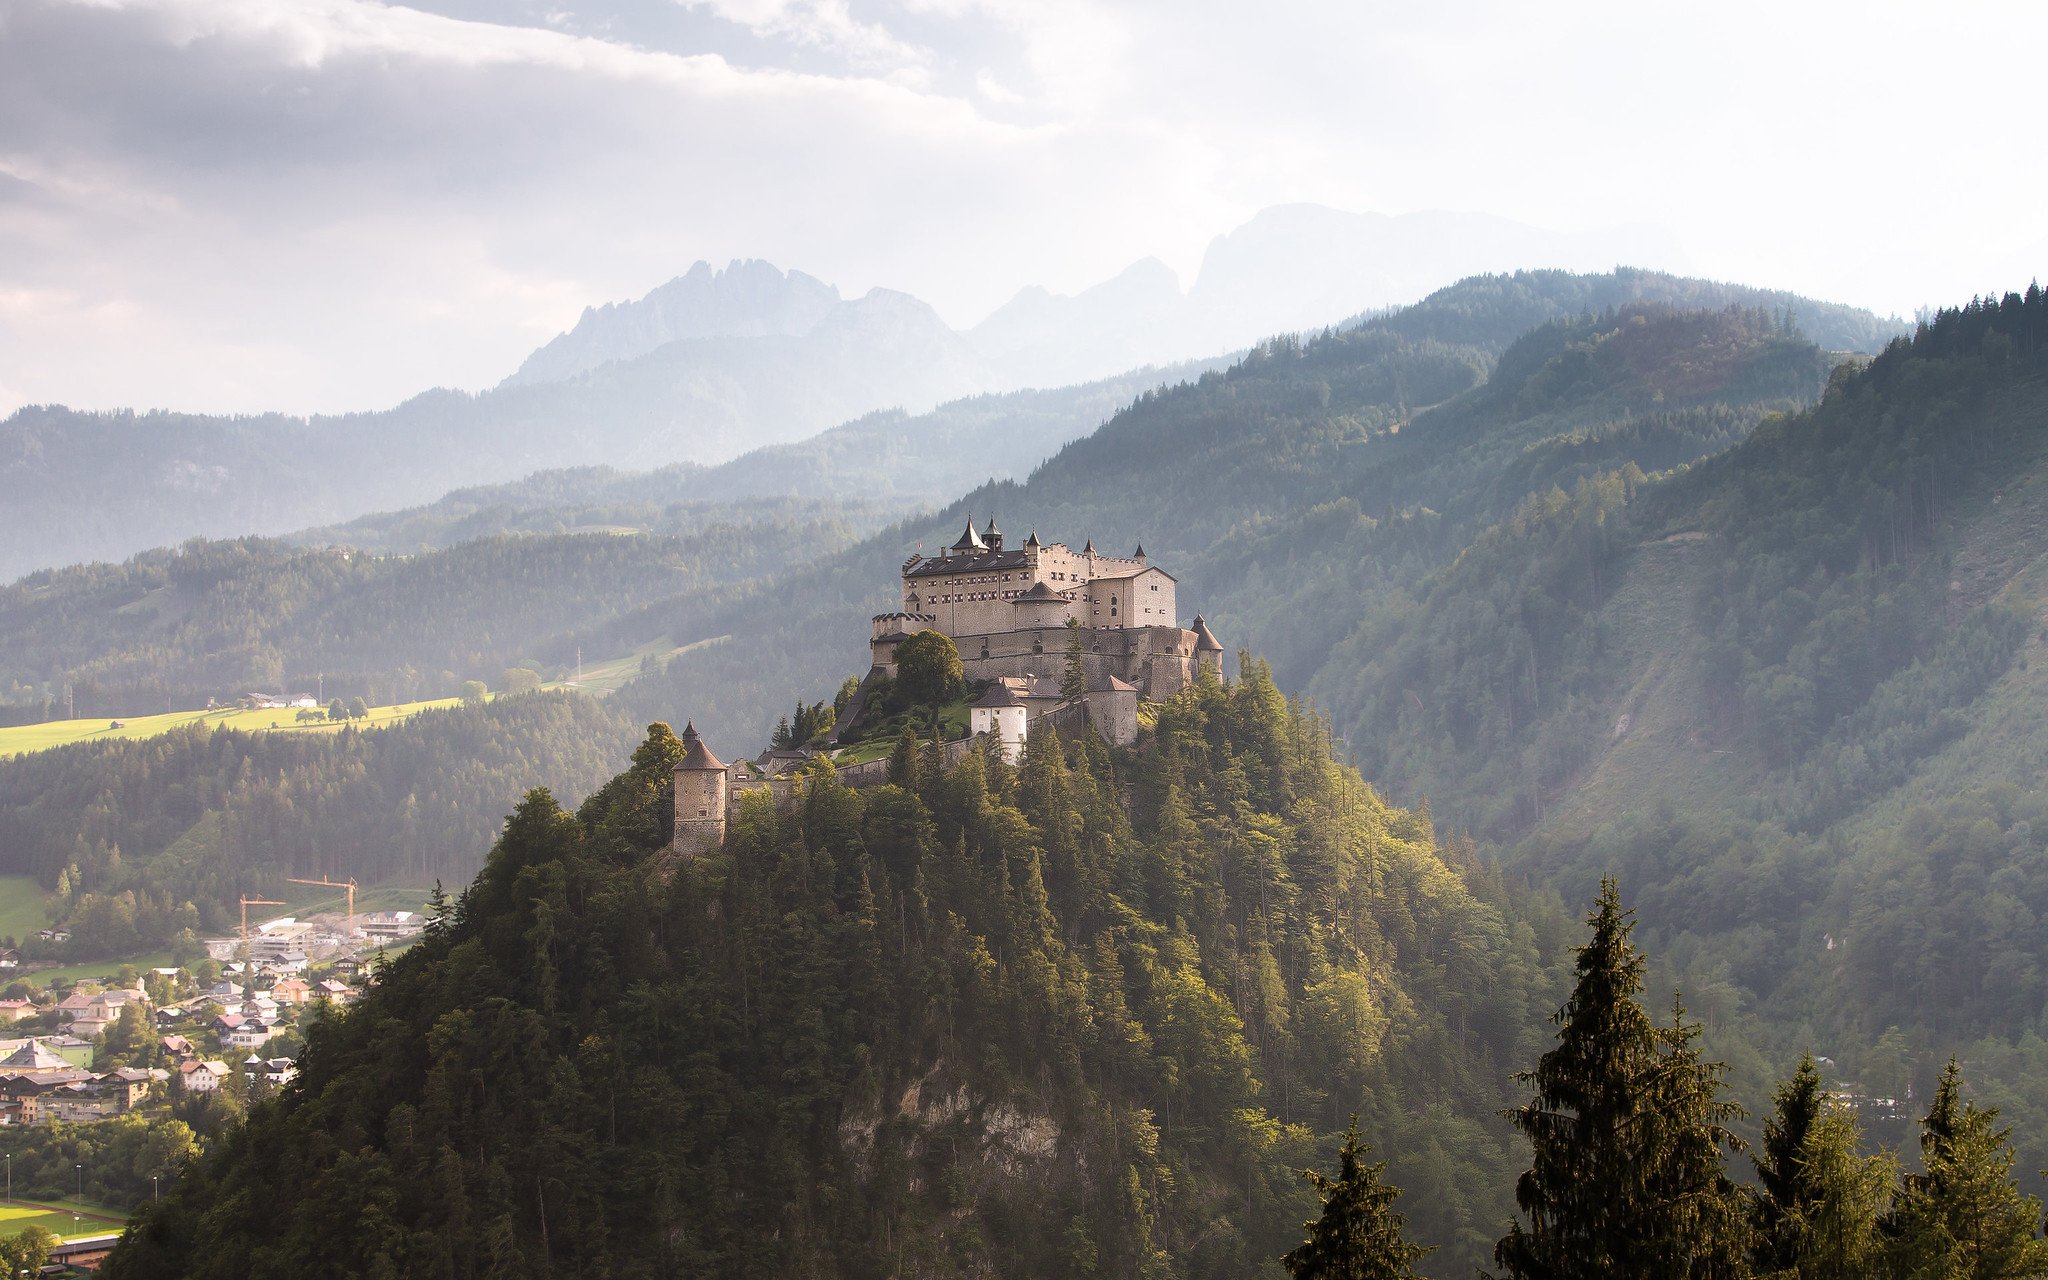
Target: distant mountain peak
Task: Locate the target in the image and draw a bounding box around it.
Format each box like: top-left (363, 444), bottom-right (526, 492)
top-left (503, 259), bottom-right (842, 388)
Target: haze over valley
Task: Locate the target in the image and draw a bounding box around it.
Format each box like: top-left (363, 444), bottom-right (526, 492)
top-left (4, 2), bottom-right (2047, 1277)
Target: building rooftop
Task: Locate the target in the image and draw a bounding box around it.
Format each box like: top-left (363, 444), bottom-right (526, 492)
top-left (905, 548), bottom-right (1030, 578)
top-left (676, 721), bottom-right (726, 772)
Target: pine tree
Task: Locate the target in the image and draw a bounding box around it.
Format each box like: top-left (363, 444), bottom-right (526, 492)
top-left (886, 724), bottom-right (922, 791)
top-left (1493, 880), bottom-right (1748, 1280)
top-left (1645, 998), bottom-right (1750, 1277)
top-left (1774, 1111), bottom-right (1892, 1280)
top-left (1062, 617), bottom-right (1087, 703)
top-left (1883, 1058), bottom-right (2048, 1280)
top-left (1281, 1119), bottom-right (1432, 1280)
top-left (1754, 1054), bottom-right (1827, 1272)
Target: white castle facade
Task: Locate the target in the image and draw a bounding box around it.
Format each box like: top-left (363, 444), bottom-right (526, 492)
top-left (867, 517), bottom-right (1223, 701)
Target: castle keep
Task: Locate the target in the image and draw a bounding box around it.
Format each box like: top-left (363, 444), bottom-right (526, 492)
top-left (869, 517), bottom-right (1222, 701)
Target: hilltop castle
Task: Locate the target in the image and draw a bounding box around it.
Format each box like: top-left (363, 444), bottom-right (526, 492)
top-left (674, 518), bottom-right (1222, 858)
top-left (868, 516), bottom-right (1222, 700)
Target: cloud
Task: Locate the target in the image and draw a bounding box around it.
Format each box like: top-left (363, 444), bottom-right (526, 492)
top-left (1, 0), bottom-right (2043, 418)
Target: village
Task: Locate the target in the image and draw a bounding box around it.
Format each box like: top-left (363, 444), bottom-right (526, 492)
top-left (0, 903), bottom-right (424, 1129)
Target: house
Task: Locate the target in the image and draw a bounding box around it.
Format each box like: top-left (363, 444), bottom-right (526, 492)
top-left (224, 1019), bottom-right (277, 1051)
top-left (0, 948), bottom-right (19, 970)
top-left (35, 929), bottom-right (71, 945)
top-left (101, 1067), bottom-right (154, 1110)
top-left (314, 979), bottom-right (356, 1004)
top-left (257, 1057), bottom-right (296, 1086)
top-left (179, 1059), bottom-right (230, 1093)
top-left (67, 1015), bottom-right (110, 1041)
top-left (43, 1036), bottom-right (94, 1067)
top-left (269, 978), bottom-right (313, 1006)
top-left (44, 1082), bottom-right (119, 1124)
top-left (0, 1041), bottom-right (95, 1123)
top-left (160, 1034), bottom-right (195, 1061)
top-left (87, 988), bottom-right (147, 1021)
top-left (0, 999), bottom-right (35, 1025)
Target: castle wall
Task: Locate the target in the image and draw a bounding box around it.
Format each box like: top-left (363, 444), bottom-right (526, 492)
top-left (1077, 566), bottom-right (1176, 630)
top-left (1083, 686), bottom-right (1139, 747)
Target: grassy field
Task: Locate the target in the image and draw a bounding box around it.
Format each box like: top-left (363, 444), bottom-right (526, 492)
top-left (0, 698), bottom-right (465, 761)
top-left (0, 876), bottom-right (49, 946)
top-left (545, 635), bottom-right (730, 697)
top-left (25, 952), bottom-right (176, 986)
top-left (0, 1197), bottom-right (128, 1241)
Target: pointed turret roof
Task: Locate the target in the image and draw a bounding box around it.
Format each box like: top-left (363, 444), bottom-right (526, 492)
top-left (676, 721), bottom-right (726, 772)
top-left (1190, 616), bottom-right (1223, 652)
top-left (1013, 581), bottom-right (1065, 603)
top-left (1024, 529), bottom-right (1040, 548)
top-left (1082, 538), bottom-right (1096, 555)
top-left (1133, 543), bottom-right (1145, 558)
top-left (971, 684), bottom-right (1026, 708)
top-left (951, 518), bottom-right (986, 552)
top-left (983, 515), bottom-right (1001, 539)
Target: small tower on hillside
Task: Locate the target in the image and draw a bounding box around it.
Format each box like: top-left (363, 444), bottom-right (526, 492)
top-left (673, 721), bottom-right (728, 859)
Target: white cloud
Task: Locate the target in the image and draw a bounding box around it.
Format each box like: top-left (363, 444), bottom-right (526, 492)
top-left (2, 0), bottom-right (2044, 417)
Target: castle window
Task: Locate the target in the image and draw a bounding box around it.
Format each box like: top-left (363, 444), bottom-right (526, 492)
top-left (698, 809), bottom-right (709, 818)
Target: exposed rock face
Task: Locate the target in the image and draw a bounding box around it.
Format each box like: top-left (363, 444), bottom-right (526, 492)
top-left (504, 259), bottom-right (842, 387)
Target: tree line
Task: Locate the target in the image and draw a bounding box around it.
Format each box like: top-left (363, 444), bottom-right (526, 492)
top-left (1284, 881), bottom-right (2048, 1280)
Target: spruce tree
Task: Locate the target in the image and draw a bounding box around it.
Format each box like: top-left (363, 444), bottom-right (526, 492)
top-left (1493, 880), bottom-right (1748, 1280)
top-left (1281, 1119), bottom-right (1431, 1280)
top-left (1774, 1111), bottom-right (1892, 1280)
top-left (1883, 1058), bottom-right (2048, 1279)
top-left (1646, 999), bottom-right (1750, 1277)
top-left (1754, 1054), bottom-right (1827, 1272)
top-left (1062, 617), bottom-right (1087, 703)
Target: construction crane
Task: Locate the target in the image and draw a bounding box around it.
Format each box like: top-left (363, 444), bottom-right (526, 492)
top-left (287, 876), bottom-right (358, 939)
top-left (236, 896), bottom-right (286, 990)
top-left (238, 897), bottom-right (285, 950)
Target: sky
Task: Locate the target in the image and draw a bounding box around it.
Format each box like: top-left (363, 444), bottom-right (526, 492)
top-left (2, 0), bottom-right (2043, 417)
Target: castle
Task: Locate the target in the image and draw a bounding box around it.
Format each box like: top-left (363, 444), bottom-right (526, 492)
top-left (867, 517), bottom-right (1222, 700)
top-left (673, 520), bottom-right (1221, 859)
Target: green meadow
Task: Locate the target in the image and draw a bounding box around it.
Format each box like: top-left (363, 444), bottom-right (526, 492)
top-left (0, 697), bottom-right (464, 761)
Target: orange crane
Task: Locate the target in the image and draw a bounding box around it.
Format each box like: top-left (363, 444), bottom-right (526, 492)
top-left (287, 876), bottom-right (358, 938)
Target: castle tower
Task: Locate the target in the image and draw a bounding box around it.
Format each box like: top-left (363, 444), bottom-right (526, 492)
top-left (672, 721), bottom-right (728, 859)
top-left (1191, 616), bottom-right (1224, 677)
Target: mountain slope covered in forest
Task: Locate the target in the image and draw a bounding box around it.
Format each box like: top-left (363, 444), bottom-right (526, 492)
top-left (104, 677), bottom-right (1572, 1280)
top-left (612, 268), bottom-right (1886, 749)
top-left (1303, 286), bottom-right (2048, 1185)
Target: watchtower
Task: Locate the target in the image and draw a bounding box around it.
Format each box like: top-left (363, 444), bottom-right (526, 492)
top-left (672, 721), bottom-right (728, 859)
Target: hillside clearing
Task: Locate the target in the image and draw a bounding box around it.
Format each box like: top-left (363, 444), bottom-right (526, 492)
top-left (0, 697), bottom-right (464, 761)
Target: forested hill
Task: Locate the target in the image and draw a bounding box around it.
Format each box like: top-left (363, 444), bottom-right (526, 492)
top-left (0, 502), bottom-right (884, 720)
top-left (1303, 286), bottom-right (2048, 1188)
top-left (0, 268), bottom-right (1891, 987)
top-left (287, 357), bottom-right (1229, 555)
top-left (104, 674), bottom-right (1575, 1280)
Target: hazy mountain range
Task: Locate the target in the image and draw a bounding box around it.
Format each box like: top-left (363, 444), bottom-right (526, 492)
top-left (0, 206), bottom-right (1727, 579)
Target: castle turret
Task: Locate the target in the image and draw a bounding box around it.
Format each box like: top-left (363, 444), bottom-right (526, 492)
top-left (983, 515), bottom-right (1003, 551)
top-left (951, 518), bottom-right (986, 553)
top-left (1190, 616), bottom-right (1224, 677)
top-left (672, 721), bottom-right (728, 859)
